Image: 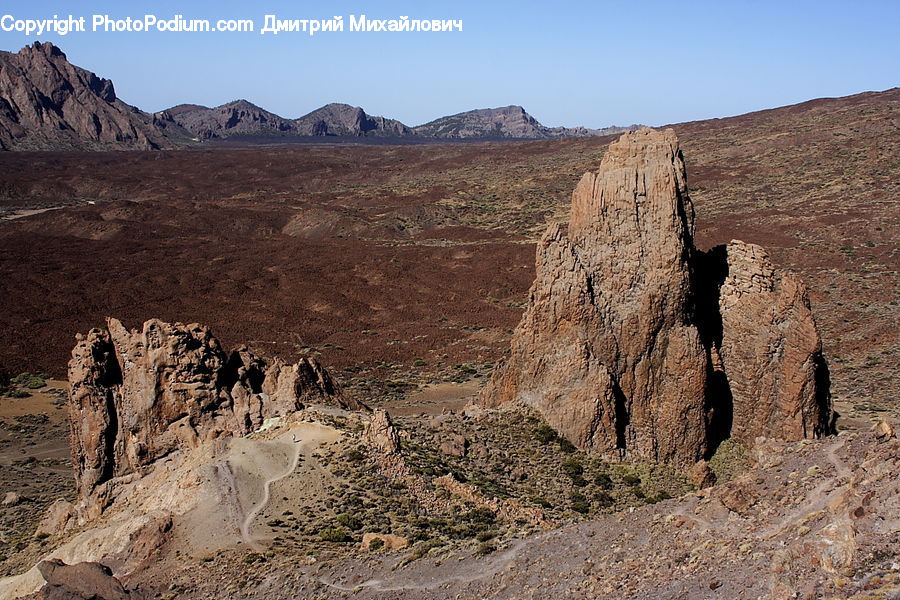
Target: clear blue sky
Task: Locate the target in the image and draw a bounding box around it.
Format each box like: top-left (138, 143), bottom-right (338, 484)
top-left (1, 0), bottom-right (897, 127)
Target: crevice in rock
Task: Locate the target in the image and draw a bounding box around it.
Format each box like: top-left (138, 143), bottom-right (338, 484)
top-left (612, 380), bottom-right (629, 455)
top-left (96, 339), bottom-right (121, 487)
top-left (813, 353), bottom-right (834, 436)
top-left (692, 245), bottom-right (734, 457)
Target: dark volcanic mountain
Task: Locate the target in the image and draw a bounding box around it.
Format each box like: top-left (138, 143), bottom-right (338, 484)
top-left (0, 42), bottom-right (191, 151)
top-left (168, 99), bottom-right (299, 139)
top-left (412, 105), bottom-right (634, 139)
top-left (294, 103), bottom-right (411, 137)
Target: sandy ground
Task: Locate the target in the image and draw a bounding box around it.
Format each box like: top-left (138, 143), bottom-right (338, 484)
top-left (388, 380), bottom-right (481, 416)
top-left (0, 380), bottom-right (67, 421)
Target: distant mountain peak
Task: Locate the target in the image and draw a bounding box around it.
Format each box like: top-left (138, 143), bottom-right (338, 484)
top-left (411, 105), bottom-right (631, 139)
top-left (0, 41), bottom-right (191, 150)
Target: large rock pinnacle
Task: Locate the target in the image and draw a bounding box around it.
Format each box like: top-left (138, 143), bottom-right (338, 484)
top-left (480, 128), bottom-right (831, 466)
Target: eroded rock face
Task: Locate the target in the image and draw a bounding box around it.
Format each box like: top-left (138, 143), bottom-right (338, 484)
top-left (480, 128), bottom-right (831, 465)
top-left (68, 317), bottom-right (355, 502)
top-left (0, 42), bottom-right (190, 150)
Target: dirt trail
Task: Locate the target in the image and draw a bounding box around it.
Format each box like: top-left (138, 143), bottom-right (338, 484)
top-left (226, 421), bottom-right (342, 549)
top-left (237, 442), bottom-right (301, 548)
top-left (759, 436), bottom-right (852, 538)
top-left (319, 536), bottom-right (538, 593)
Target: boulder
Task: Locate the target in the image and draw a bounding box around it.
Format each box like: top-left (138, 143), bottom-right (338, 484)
top-left (689, 461), bottom-right (717, 489)
top-left (35, 559), bottom-right (129, 600)
top-left (439, 433), bottom-right (468, 458)
top-left (360, 532), bottom-right (409, 552)
top-left (35, 499), bottom-right (75, 538)
top-left (2, 491), bottom-right (22, 506)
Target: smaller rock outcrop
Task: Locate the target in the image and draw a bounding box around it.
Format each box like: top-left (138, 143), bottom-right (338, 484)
top-left (68, 317), bottom-right (356, 504)
top-left (37, 558), bottom-right (134, 600)
top-left (34, 500), bottom-right (75, 538)
top-left (36, 559), bottom-right (132, 600)
top-left (703, 241), bottom-right (832, 445)
top-left (2, 491), bottom-right (22, 506)
top-left (362, 409), bottom-right (401, 455)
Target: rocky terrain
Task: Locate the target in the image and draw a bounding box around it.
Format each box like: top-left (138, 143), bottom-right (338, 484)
top-left (0, 45), bottom-right (896, 598)
top-left (1, 309), bottom-right (894, 599)
top-left (0, 125), bottom-right (896, 599)
top-left (411, 105), bottom-right (634, 139)
top-left (0, 43), bottom-right (191, 151)
top-left (0, 88), bottom-right (895, 425)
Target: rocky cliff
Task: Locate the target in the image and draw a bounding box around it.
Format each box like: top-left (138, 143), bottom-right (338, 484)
top-left (0, 42), bottom-right (190, 151)
top-left (68, 318), bottom-right (356, 502)
top-left (480, 128), bottom-right (832, 465)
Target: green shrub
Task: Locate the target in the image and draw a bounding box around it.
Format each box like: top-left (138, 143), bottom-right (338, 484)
top-left (24, 376), bottom-right (46, 390)
top-left (368, 537), bottom-right (384, 551)
top-left (646, 490), bottom-right (671, 504)
top-left (571, 501), bottom-right (591, 514)
top-left (318, 527), bottom-right (350, 543)
top-left (561, 458), bottom-right (584, 478)
top-left (410, 539), bottom-right (443, 560)
top-left (622, 474), bottom-right (641, 486)
top-left (343, 447), bottom-right (366, 462)
top-left (6, 389), bottom-right (29, 398)
top-left (464, 507), bottom-right (496, 525)
top-left (475, 530), bottom-right (496, 542)
top-left (709, 438), bottom-right (752, 483)
top-left (557, 438), bottom-right (577, 453)
top-left (594, 491), bottom-right (613, 506)
top-left (336, 514), bottom-right (362, 530)
top-left (529, 496), bottom-right (552, 509)
top-left (412, 358), bottom-right (428, 367)
top-left (594, 473), bottom-right (613, 489)
top-left (534, 424), bottom-right (558, 444)
top-left (476, 541), bottom-right (496, 555)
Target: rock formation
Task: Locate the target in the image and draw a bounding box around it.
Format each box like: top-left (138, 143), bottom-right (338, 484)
top-left (362, 409), bottom-right (401, 455)
top-left (703, 241), bottom-right (832, 446)
top-left (68, 317), bottom-right (357, 503)
top-left (480, 128), bottom-right (832, 466)
top-left (35, 559), bottom-right (133, 600)
top-left (0, 42), bottom-right (191, 151)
